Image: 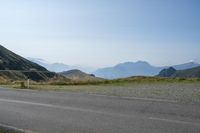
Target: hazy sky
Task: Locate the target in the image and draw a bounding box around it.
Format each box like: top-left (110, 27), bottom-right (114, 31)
top-left (0, 0), bottom-right (200, 67)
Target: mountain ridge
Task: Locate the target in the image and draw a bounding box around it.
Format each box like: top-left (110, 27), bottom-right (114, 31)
top-left (94, 61), bottom-right (163, 79)
top-left (0, 45), bottom-right (60, 81)
top-left (173, 62), bottom-right (200, 70)
top-left (27, 57), bottom-right (200, 79)
top-left (158, 66), bottom-right (200, 78)
top-left (94, 61), bottom-right (200, 79)
top-left (0, 45), bottom-right (47, 71)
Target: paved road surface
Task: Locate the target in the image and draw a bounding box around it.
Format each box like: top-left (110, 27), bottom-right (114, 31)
top-left (0, 87), bottom-right (200, 133)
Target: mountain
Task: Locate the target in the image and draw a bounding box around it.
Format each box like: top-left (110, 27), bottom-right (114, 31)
top-left (0, 45), bottom-right (58, 81)
top-left (0, 45), bottom-right (47, 71)
top-left (94, 61), bottom-right (164, 79)
top-left (0, 70), bottom-right (58, 82)
top-left (27, 58), bottom-right (96, 73)
top-left (27, 58), bottom-right (71, 72)
top-left (60, 69), bottom-right (102, 81)
top-left (174, 66), bottom-right (200, 78)
top-left (157, 67), bottom-right (177, 77)
top-left (94, 61), bottom-right (200, 79)
top-left (173, 62), bottom-right (200, 70)
top-left (158, 66), bottom-right (200, 78)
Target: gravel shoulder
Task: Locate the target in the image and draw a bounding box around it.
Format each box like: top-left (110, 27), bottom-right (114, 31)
top-left (2, 82), bottom-right (200, 104)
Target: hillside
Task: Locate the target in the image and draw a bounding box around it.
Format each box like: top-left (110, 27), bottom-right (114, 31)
top-left (158, 66), bottom-right (200, 78)
top-left (0, 45), bottom-right (58, 81)
top-left (157, 67), bottom-right (177, 77)
top-left (173, 66), bottom-right (200, 78)
top-left (0, 45), bottom-right (47, 71)
top-left (60, 69), bottom-right (102, 81)
top-left (0, 70), bottom-right (58, 82)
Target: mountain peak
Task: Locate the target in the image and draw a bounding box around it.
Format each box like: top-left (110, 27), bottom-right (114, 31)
top-left (173, 61), bottom-right (200, 70)
top-left (188, 61), bottom-right (199, 65)
top-left (116, 61), bottom-right (150, 67)
top-left (158, 67), bottom-right (176, 77)
top-left (135, 61), bottom-right (149, 65)
top-left (95, 61), bottom-right (161, 79)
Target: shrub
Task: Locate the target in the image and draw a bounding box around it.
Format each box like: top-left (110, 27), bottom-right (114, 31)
top-left (20, 82), bottom-right (26, 88)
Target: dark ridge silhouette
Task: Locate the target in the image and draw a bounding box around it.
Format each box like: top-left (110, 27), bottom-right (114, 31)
top-left (0, 45), bottom-right (47, 71)
top-left (158, 67), bottom-right (177, 77)
top-left (158, 66), bottom-right (200, 78)
top-left (0, 45), bottom-right (59, 81)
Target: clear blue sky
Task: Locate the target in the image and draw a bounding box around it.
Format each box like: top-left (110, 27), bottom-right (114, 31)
top-left (0, 0), bottom-right (200, 67)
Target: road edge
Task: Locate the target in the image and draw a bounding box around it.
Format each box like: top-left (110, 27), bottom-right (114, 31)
top-left (0, 123), bottom-right (25, 133)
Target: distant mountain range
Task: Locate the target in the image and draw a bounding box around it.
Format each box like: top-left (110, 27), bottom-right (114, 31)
top-left (94, 61), bottom-right (163, 79)
top-left (0, 45), bottom-right (59, 81)
top-left (158, 66), bottom-right (200, 78)
top-left (28, 57), bottom-right (200, 79)
top-left (27, 58), bottom-right (96, 73)
top-left (26, 57), bottom-right (200, 80)
top-left (1, 45), bottom-right (200, 81)
top-left (94, 61), bottom-right (200, 79)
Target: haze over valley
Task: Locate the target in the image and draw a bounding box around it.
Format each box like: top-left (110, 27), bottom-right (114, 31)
top-left (0, 1), bottom-right (200, 133)
top-left (29, 57), bottom-right (200, 79)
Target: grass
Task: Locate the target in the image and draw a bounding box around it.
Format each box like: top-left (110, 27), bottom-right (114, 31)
top-left (47, 76), bottom-right (200, 85)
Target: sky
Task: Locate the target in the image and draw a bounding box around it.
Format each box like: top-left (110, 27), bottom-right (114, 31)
top-left (0, 0), bottom-right (200, 67)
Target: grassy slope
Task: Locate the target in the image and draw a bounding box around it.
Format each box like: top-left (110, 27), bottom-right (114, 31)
top-left (157, 66), bottom-right (200, 78)
top-left (0, 71), bottom-right (61, 82)
top-left (174, 66), bottom-right (200, 78)
top-left (0, 45), bottom-right (62, 81)
top-left (0, 45), bottom-right (46, 71)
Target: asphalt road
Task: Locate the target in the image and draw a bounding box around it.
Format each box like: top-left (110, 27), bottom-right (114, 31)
top-left (0, 87), bottom-right (200, 133)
